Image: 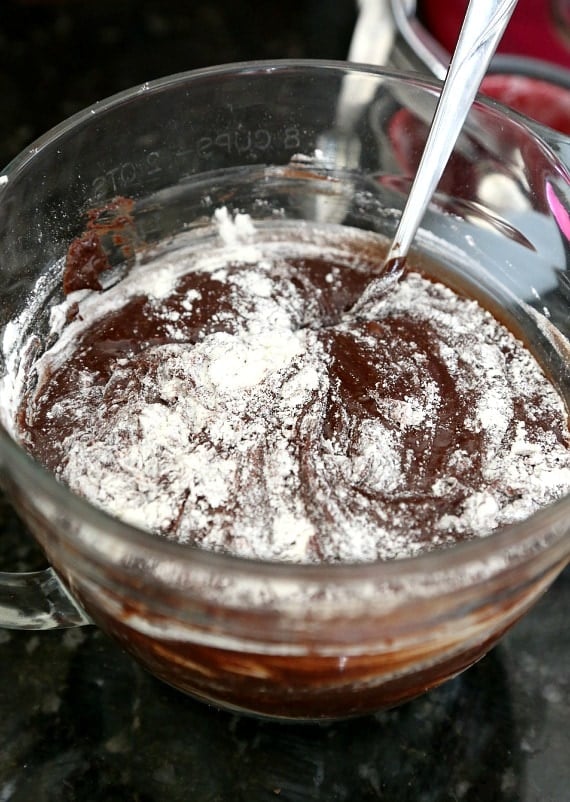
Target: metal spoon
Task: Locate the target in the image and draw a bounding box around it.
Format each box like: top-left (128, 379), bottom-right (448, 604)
top-left (351, 0), bottom-right (519, 316)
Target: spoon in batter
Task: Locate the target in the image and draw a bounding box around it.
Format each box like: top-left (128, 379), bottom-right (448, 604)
top-left (351, 0), bottom-right (519, 316)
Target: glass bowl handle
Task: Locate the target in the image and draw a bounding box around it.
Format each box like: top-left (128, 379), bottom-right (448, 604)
top-left (0, 567), bottom-right (91, 629)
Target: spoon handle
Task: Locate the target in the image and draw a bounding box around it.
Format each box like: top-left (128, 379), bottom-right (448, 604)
top-left (385, 0), bottom-right (519, 265)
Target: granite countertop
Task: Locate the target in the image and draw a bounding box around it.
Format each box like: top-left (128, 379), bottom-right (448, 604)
top-left (0, 2), bottom-right (568, 800)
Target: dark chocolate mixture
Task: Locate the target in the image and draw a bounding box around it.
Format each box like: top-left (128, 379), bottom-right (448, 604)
top-left (16, 217), bottom-right (570, 562)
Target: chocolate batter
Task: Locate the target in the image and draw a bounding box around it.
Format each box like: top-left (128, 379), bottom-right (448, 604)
top-left (16, 213), bottom-right (570, 563)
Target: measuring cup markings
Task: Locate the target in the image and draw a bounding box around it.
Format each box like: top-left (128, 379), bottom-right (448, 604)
top-left (92, 150), bottom-right (164, 200)
top-left (91, 126), bottom-right (306, 200)
top-left (194, 126), bottom-right (302, 160)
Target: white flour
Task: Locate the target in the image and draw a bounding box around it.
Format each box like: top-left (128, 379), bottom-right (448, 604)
top-left (14, 214), bottom-right (570, 563)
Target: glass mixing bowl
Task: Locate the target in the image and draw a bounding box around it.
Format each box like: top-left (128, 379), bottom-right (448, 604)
top-left (0, 61), bottom-right (568, 720)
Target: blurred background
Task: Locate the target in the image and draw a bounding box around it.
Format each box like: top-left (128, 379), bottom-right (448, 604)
top-left (1, 0), bottom-right (570, 168)
top-left (418, 0), bottom-right (570, 68)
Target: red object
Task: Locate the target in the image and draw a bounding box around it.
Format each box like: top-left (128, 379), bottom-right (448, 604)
top-left (418, 0), bottom-right (570, 133)
top-left (481, 73), bottom-right (570, 134)
top-left (418, 0), bottom-right (570, 69)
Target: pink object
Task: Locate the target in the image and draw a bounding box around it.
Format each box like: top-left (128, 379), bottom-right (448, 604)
top-left (546, 180), bottom-right (570, 238)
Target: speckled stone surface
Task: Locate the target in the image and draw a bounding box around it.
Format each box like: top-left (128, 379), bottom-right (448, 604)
top-left (0, 2), bottom-right (568, 800)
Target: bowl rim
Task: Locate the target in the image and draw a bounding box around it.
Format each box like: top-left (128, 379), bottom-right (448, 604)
top-left (0, 58), bottom-right (569, 584)
top-left (3, 56), bottom-right (567, 180)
